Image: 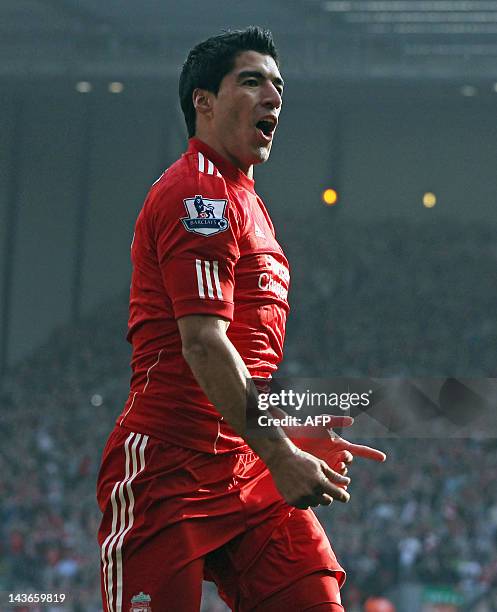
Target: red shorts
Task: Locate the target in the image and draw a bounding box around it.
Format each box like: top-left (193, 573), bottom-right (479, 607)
top-left (97, 426), bottom-right (346, 611)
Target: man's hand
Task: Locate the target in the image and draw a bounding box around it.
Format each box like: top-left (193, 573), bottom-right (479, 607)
top-left (264, 443), bottom-right (351, 509)
top-left (272, 408), bottom-right (387, 474)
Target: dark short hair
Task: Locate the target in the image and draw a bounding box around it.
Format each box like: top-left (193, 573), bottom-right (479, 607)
top-left (179, 27), bottom-right (279, 138)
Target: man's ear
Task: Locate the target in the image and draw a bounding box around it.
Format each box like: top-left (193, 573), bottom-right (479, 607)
top-left (192, 88), bottom-right (214, 118)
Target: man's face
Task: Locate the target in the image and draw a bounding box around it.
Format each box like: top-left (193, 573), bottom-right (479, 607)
top-left (207, 51), bottom-right (284, 173)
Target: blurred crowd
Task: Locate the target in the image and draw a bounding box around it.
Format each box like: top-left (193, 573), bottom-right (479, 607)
top-left (318, 436), bottom-right (497, 610)
top-left (1, 218), bottom-right (497, 611)
top-left (0, 298), bottom-right (129, 611)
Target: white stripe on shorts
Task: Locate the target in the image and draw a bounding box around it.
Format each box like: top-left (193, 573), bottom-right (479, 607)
top-left (100, 432), bottom-right (149, 612)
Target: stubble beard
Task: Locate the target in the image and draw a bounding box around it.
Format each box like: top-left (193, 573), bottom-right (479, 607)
top-left (254, 144), bottom-right (271, 165)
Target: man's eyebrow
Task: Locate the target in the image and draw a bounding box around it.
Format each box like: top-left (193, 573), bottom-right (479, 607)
top-left (237, 70), bottom-right (285, 88)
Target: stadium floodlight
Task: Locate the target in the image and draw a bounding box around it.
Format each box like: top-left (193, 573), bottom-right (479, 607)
top-left (108, 81), bottom-right (124, 94)
top-left (75, 81), bottom-right (92, 93)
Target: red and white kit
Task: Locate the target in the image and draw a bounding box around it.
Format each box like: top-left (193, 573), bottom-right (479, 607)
top-left (97, 139), bottom-right (345, 611)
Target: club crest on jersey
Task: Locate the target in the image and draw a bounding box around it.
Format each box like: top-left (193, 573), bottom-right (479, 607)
top-left (130, 592), bottom-right (152, 612)
top-left (181, 195), bottom-right (229, 237)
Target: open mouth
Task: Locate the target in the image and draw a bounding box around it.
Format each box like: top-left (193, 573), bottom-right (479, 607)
top-left (255, 118), bottom-right (277, 140)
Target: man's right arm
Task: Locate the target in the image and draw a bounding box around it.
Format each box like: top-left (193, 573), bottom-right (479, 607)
top-left (178, 314), bottom-right (350, 509)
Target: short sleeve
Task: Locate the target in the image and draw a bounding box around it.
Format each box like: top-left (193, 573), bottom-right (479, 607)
top-left (151, 176), bottom-right (241, 321)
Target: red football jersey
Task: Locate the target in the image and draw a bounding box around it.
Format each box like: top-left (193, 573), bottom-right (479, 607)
top-left (117, 138), bottom-right (290, 453)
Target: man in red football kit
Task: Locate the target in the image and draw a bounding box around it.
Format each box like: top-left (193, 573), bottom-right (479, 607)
top-left (97, 27), bottom-right (385, 612)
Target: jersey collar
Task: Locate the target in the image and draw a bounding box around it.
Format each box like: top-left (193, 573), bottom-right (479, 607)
top-left (188, 138), bottom-right (256, 192)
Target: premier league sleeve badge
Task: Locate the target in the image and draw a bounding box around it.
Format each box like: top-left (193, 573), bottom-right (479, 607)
top-left (181, 195), bottom-right (230, 237)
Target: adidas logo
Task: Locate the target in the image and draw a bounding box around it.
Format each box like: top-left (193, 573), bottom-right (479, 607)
top-left (255, 222), bottom-right (266, 238)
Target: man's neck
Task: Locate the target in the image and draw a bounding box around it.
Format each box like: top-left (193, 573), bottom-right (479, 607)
top-left (194, 133), bottom-right (253, 179)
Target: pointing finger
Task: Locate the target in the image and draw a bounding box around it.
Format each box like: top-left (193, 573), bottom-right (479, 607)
top-left (329, 435), bottom-right (386, 462)
top-left (345, 442), bottom-right (386, 462)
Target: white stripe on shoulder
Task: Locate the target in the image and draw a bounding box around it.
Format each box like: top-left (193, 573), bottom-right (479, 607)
top-left (197, 152), bottom-right (222, 178)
